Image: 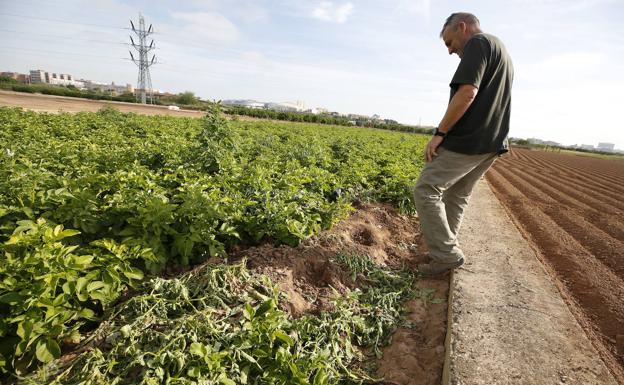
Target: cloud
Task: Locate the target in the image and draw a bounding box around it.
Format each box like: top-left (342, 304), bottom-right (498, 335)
top-left (529, 51), bottom-right (604, 80)
top-left (510, 0), bottom-right (614, 12)
top-left (239, 51), bottom-right (274, 70)
top-left (394, 0), bottom-right (431, 17)
top-left (169, 12), bottom-right (239, 44)
top-left (183, 0), bottom-right (220, 9)
top-left (232, 3), bottom-right (269, 23)
top-left (512, 81), bottom-right (620, 146)
top-left (311, 1), bottom-right (354, 23)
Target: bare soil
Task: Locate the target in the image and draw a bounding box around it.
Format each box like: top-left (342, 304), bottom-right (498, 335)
top-left (486, 148), bottom-right (624, 383)
top-left (0, 90), bottom-right (206, 117)
top-left (223, 202), bottom-right (450, 385)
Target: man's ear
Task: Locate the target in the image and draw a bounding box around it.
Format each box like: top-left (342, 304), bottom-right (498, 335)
top-left (457, 21), bottom-right (466, 34)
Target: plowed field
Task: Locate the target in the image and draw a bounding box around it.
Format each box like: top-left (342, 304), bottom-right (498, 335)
top-left (486, 148), bottom-right (624, 379)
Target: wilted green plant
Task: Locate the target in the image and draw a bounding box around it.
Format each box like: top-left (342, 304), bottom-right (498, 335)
top-left (21, 255), bottom-right (422, 385)
top-left (331, 253), bottom-right (416, 357)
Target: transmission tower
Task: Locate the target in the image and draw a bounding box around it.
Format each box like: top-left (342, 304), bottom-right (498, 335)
top-left (129, 13), bottom-right (156, 104)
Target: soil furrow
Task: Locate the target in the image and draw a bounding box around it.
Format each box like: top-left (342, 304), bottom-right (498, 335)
top-left (500, 157), bottom-right (624, 209)
top-left (551, 156), bottom-right (624, 183)
top-left (507, 149), bottom-right (624, 188)
top-left (524, 151), bottom-right (624, 186)
top-left (514, 166), bottom-right (624, 213)
top-left (494, 166), bottom-right (624, 278)
top-left (504, 153), bottom-right (624, 195)
top-left (500, 166), bottom-right (624, 241)
top-left (486, 168), bottom-right (624, 371)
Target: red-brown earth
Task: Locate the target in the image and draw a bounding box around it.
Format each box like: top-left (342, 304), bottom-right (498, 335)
top-left (486, 148), bottom-right (624, 382)
top-left (225, 202), bottom-right (450, 385)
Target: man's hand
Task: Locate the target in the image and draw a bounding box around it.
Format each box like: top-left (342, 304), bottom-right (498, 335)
top-left (425, 135), bottom-right (444, 162)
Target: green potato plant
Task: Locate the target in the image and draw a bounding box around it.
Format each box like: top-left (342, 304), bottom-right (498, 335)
top-left (0, 106), bottom-right (428, 378)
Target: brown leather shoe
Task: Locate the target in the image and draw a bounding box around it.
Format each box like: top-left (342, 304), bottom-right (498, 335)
top-left (417, 258), bottom-right (464, 277)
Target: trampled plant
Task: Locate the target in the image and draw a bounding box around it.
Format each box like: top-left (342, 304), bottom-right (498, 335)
top-left (22, 256), bottom-right (419, 384)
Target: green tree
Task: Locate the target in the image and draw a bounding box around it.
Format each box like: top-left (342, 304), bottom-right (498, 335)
top-left (176, 91), bottom-right (199, 105)
top-left (117, 92), bottom-right (136, 102)
top-left (0, 76), bottom-right (19, 84)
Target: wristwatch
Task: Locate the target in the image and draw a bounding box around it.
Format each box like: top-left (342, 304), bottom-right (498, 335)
top-left (434, 128), bottom-right (447, 138)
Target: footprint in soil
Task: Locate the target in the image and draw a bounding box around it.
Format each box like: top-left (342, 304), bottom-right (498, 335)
top-left (351, 225), bottom-right (376, 246)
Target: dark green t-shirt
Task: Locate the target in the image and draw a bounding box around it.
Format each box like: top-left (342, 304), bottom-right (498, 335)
top-left (441, 33), bottom-right (513, 155)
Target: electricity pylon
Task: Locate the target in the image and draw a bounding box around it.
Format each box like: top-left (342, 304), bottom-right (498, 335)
top-left (129, 13), bottom-right (156, 104)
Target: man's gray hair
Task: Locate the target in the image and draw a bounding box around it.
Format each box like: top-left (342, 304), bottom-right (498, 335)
top-left (440, 12), bottom-right (480, 37)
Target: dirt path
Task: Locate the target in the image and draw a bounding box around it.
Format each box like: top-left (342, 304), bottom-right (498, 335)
top-left (448, 180), bottom-right (618, 385)
top-left (0, 90), bottom-right (205, 117)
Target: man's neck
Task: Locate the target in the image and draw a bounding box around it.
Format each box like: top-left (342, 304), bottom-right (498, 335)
top-left (468, 26), bottom-right (483, 36)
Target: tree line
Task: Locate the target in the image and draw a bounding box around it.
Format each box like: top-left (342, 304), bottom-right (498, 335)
top-left (0, 77), bottom-right (433, 135)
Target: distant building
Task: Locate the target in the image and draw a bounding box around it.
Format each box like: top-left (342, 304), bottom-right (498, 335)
top-left (29, 70), bottom-right (47, 83)
top-left (266, 101), bottom-right (306, 112)
top-left (222, 99), bottom-right (265, 109)
top-left (1, 71), bottom-right (30, 83)
top-left (527, 138), bottom-right (560, 147)
top-left (80, 79), bottom-right (133, 95)
top-left (25, 69), bottom-right (132, 94)
top-left (347, 113), bottom-right (370, 120)
top-left (580, 144), bottom-right (595, 150)
top-left (306, 107), bottom-right (328, 114)
top-left (597, 142), bottom-right (615, 151)
top-left (30, 69), bottom-right (82, 87)
top-left (222, 99), bottom-right (311, 112)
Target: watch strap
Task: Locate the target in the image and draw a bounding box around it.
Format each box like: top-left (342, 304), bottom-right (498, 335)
top-left (434, 128), bottom-right (447, 138)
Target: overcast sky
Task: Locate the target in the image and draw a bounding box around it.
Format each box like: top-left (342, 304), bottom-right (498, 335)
top-left (1, 0), bottom-right (623, 149)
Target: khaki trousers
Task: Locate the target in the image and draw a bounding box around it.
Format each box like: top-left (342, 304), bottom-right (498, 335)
top-left (413, 147), bottom-right (498, 264)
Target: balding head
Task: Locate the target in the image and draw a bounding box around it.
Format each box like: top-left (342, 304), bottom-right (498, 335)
top-left (440, 12), bottom-right (481, 38)
top-left (439, 12), bottom-right (483, 58)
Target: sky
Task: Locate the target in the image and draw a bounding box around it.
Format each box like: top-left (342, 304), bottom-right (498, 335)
top-left (1, 0), bottom-right (623, 149)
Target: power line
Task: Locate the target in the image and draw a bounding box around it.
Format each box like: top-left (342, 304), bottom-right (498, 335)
top-left (0, 11), bottom-right (284, 58)
top-left (0, 28), bottom-right (130, 47)
top-left (1, 46), bottom-right (277, 84)
top-left (0, 12), bottom-right (130, 31)
top-left (0, 14), bottom-right (281, 60)
top-left (0, 12), bottom-right (308, 92)
top-left (0, 46), bottom-right (127, 61)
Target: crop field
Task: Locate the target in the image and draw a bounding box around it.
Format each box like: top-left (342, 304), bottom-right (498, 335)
top-left (0, 106), bottom-right (447, 384)
top-left (486, 148), bottom-right (624, 373)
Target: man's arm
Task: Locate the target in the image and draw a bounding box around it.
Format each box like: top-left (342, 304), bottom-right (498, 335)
top-left (438, 84), bottom-right (478, 133)
top-left (425, 84), bottom-right (478, 162)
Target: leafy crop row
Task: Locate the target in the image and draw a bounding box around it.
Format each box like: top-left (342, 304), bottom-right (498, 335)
top-left (23, 255), bottom-right (421, 384)
top-left (0, 106), bottom-right (428, 377)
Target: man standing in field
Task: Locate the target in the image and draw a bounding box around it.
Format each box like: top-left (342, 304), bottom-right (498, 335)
top-left (413, 12), bottom-right (513, 276)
